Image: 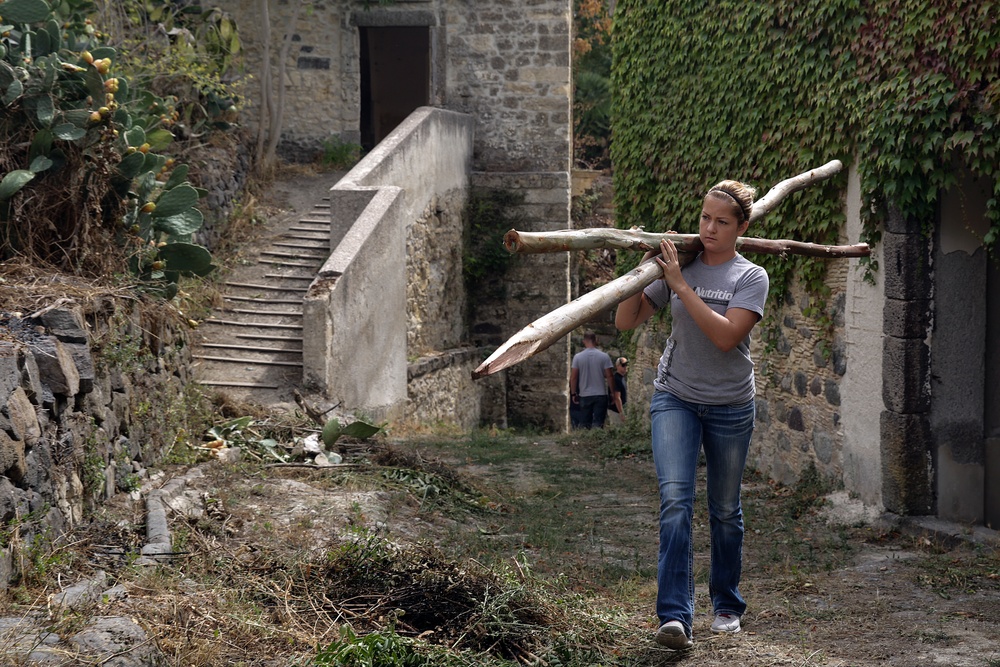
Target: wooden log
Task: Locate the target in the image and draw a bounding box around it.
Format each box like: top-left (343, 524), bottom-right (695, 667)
top-left (472, 160), bottom-right (861, 379)
top-left (503, 229), bottom-right (870, 259)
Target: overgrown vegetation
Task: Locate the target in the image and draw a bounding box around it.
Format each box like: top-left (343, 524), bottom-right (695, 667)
top-left (4, 429), bottom-right (999, 665)
top-left (0, 0), bottom-right (241, 297)
top-left (106, 0), bottom-right (242, 138)
top-left (463, 188), bottom-right (525, 303)
top-left (320, 135), bottom-right (363, 170)
top-left (611, 0), bottom-right (1000, 329)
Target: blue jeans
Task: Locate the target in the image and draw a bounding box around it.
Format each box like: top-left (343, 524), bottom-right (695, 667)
top-left (577, 394), bottom-right (608, 429)
top-left (650, 390), bottom-right (754, 635)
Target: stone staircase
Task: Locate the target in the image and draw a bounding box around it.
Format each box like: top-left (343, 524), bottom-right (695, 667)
top-left (193, 189), bottom-right (341, 407)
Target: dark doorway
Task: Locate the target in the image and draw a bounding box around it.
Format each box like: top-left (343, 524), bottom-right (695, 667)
top-left (359, 26), bottom-right (430, 151)
top-left (986, 251), bottom-right (1000, 528)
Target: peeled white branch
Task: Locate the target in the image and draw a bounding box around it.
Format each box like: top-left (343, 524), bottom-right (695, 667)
top-left (472, 160), bottom-right (862, 379)
top-left (503, 229), bottom-right (870, 259)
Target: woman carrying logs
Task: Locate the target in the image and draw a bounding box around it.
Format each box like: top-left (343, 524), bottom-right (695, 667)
top-left (615, 180), bottom-right (768, 651)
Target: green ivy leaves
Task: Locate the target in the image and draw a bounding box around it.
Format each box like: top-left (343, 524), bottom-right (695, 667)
top-left (612, 0), bottom-right (999, 324)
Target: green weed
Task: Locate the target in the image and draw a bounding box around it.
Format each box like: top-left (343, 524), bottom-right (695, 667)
top-left (319, 137), bottom-right (363, 170)
top-left (310, 625), bottom-right (436, 667)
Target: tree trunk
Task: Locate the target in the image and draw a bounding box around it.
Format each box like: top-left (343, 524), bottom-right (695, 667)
top-left (254, 0), bottom-right (272, 171)
top-left (504, 228), bottom-right (870, 258)
top-left (255, 0), bottom-right (303, 175)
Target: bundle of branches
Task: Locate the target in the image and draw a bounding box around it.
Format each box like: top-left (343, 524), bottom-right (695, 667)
top-left (473, 160), bottom-right (870, 378)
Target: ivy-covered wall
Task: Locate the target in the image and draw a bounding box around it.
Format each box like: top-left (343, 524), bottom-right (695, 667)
top-left (611, 0), bottom-right (1000, 511)
top-left (613, 0), bottom-right (998, 290)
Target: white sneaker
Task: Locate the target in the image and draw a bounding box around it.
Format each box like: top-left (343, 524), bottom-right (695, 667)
top-left (711, 613), bottom-right (741, 633)
top-left (655, 620), bottom-right (693, 650)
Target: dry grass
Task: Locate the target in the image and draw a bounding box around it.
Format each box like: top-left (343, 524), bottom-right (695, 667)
top-left (0, 258), bottom-right (142, 316)
top-left (4, 427), bottom-right (1000, 667)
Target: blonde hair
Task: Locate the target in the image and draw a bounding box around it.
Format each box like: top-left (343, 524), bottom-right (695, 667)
top-left (706, 180), bottom-right (757, 222)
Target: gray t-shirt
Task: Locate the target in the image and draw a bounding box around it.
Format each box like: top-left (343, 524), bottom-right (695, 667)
top-left (572, 347), bottom-right (613, 397)
top-left (644, 252), bottom-right (769, 405)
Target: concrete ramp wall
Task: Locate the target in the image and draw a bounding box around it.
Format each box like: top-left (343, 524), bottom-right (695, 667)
top-left (303, 107), bottom-right (475, 419)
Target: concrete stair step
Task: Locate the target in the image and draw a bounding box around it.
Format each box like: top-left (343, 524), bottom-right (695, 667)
top-left (193, 180), bottom-right (336, 405)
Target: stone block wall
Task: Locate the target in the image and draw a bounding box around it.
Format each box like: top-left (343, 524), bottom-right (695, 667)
top-left (406, 192), bottom-right (468, 357)
top-left (0, 302), bottom-right (194, 589)
top-left (469, 171), bottom-right (571, 432)
top-left (442, 0), bottom-right (572, 173)
top-left (212, 0), bottom-right (572, 167)
top-left (447, 0), bottom-right (572, 430)
top-left (406, 348), bottom-right (506, 431)
top-left (879, 208), bottom-right (934, 514)
top-left (751, 265), bottom-right (850, 485)
top-left (403, 162), bottom-right (506, 431)
top-left (211, 0), bottom-right (361, 159)
top-left (187, 135), bottom-right (254, 251)
top-left (624, 258), bottom-right (861, 490)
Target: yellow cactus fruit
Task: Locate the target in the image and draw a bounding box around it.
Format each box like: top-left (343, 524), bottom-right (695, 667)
top-left (96, 58), bottom-right (111, 75)
top-left (82, 51), bottom-right (94, 64)
top-left (89, 111), bottom-right (102, 123)
top-left (141, 202), bottom-right (156, 213)
top-left (139, 143), bottom-right (150, 154)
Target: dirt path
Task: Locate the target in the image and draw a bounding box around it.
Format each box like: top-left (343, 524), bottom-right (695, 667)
top-left (3, 422), bottom-right (999, 665)
top-left (387, 433), bottom-right (1000, 666)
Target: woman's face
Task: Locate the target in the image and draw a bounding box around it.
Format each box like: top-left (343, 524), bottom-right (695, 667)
top-left (699, 196), bottom-right (748, 254)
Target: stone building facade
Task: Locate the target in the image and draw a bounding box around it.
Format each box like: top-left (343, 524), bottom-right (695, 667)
top-left (751, 266), bottom-right (850, 487)
top-left (751, 164), bottom-right (998, 528)
top-left (623, 164), bottom-right (999, 529)
top-left (212, 0), bottom-right (574, 431)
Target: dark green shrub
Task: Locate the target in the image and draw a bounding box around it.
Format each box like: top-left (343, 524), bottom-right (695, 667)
top-left (463, 188), bottom-right (525, 301)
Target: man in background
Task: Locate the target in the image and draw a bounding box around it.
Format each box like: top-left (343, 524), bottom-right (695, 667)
top-left (570, 332), bottom-right (615, 429)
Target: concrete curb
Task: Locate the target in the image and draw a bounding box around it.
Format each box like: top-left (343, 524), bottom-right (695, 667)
top-left (138, 466), bottom-right (206, 565)
top-left (895, 514), bottom-right (1000, 549)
